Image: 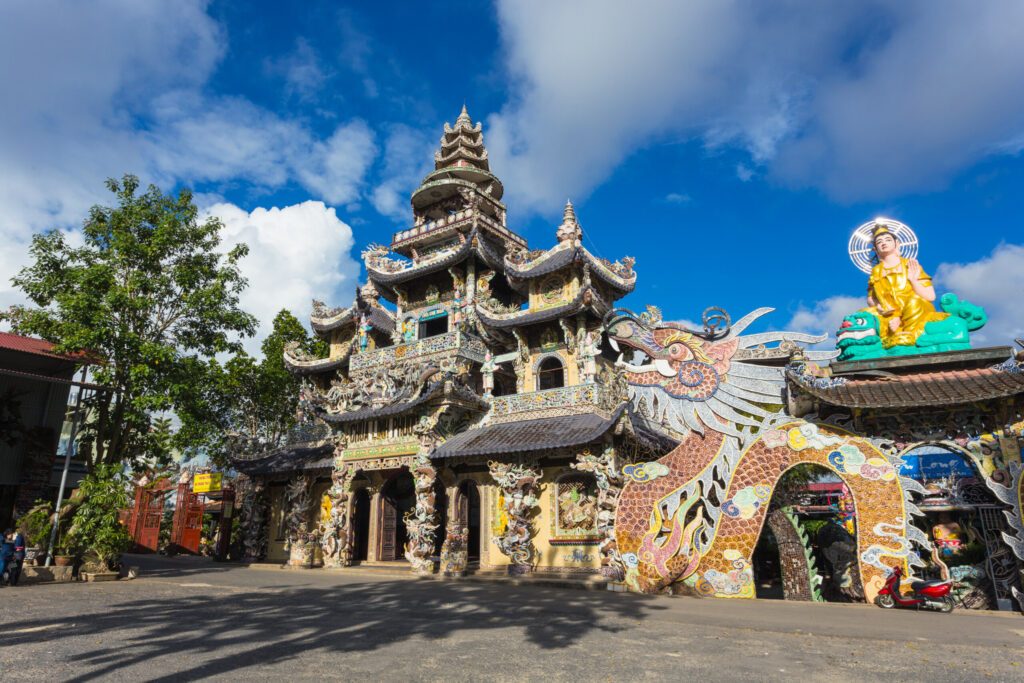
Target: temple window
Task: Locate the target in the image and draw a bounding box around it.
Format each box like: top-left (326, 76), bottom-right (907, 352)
top-left (418, 312), bottom-right (448, 338)
top-left (554, 473), bottom-right (598, 536)
top-left (536, 356), bottom-right (565, 390)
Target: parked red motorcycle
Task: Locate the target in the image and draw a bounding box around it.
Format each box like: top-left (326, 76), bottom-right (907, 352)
top-left (875, 565), bottom-right (954, 613)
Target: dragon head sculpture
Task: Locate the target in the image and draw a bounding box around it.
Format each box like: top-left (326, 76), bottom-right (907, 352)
top-left (604, 306), bottom-right (836, 441)
top-left (836, 312), bottom-right (883, 361)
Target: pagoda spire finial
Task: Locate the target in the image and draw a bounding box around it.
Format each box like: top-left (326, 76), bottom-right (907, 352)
top-left (457, 103), bottom-right (472, 126)
top-left (556, 199), bottom-right (582, 244)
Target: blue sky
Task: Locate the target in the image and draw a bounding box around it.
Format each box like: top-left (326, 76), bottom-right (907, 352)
top-left (2, 1), bottom-right (1023, 352)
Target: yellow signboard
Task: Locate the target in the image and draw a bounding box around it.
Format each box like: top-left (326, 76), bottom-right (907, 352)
top-left (192, 472), bottom-right (222, 493)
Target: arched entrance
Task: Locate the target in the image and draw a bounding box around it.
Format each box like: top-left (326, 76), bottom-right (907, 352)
top-left (351, 487), bottom-right (370, 563)
top-left (379, 470), bottom-right (415, 561)
top-left (456, 480), bottom-right (482, 562)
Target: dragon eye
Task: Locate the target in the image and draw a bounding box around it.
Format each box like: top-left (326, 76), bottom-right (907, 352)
top-left (856, 317), bottom-right (865, 325)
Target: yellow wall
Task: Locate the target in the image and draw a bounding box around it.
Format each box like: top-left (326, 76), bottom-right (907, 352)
top-left (474, 466), bottom-right (600, 572)
top-left (266, 485), bottom-right (288, 562)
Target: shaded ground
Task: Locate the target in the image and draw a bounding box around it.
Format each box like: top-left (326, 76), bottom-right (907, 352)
top-left (1, 554), bottom-right (1022, 682)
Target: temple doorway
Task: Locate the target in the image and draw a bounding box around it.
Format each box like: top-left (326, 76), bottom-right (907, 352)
top-left (901, 444), bottom-right (1020, 610)
top-left (351, 488), bottom-right (370, 563)
top-left (378, 470), bottom-right (415, 561)
top-left (456, 480), bottom-right (481, 562)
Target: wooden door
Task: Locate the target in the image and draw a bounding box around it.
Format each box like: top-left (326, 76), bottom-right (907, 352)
top-left (379, 496), bottom-right (397, 561)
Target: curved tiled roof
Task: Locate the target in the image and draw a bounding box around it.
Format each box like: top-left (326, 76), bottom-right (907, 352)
top-left (787, 358), bottom-right (1024, 409)
top-left (475, 285), bottom-right (610, 329)
top-left (504, 244), bottom-right (636, 296)
top-left (231, 442), bottom-right (334, 476)
top-left (317, 378), bottom-right (488, 425)
top-left (367, 229), bottom-right (507, 299)
top-left (432, 404), bottom-right (626, 458)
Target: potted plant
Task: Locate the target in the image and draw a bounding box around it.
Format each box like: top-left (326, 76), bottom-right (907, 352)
top-left (68, 464), bottom-right (132, 581)
top-left (52, 533), bottom-right (79, 566)
top-left (14, 500), bottom-right (53, 565)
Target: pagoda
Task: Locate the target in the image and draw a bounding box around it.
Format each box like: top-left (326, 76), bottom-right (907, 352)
top-left (235, 107), bottom-right (659, 579)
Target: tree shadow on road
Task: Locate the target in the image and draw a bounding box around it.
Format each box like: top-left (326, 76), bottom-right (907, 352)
top-left (1, 575), bottom-right (664, 681)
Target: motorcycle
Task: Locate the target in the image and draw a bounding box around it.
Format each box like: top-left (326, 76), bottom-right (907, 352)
top-left (875, 565), bottom-right (954, 613)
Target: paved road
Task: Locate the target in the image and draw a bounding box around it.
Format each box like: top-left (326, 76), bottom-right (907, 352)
top-left (1, 555), bottom-right (1022, 682)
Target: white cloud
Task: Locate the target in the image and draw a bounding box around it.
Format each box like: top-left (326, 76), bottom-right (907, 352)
top-left (488, 1), bottom-right (1024, 212)
top-left (787, 295), bottom-right (865, 348)
top-left (936, 244), bottom-right (1024, 347)
top-left (207, 201), bottom-right (361, 354)
top-left (664, 192), bottom-right (691, 205)
top-left (788, 244), bottom-right (1024, 351)
top-left (0, 0), bottom-right (379, 316)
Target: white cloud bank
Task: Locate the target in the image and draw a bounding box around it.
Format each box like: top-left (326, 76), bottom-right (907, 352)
top-left (208, 202), bottom-right (361, 353)
top-left (488, 1), bottom-right (1024, 213)
top-left (0, 0), bottom-right (376, 335)
top-left (788, 244), bottom-right (1024, 349)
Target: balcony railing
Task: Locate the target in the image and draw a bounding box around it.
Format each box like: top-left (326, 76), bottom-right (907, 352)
top-left (349, 330), bottom-right (487, 374)
top-left (488, 384), bottom-right (612, 423)
top-left (391, 207), bottom-right (526, 249)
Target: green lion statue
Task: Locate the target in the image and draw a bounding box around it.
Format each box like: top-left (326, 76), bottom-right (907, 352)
top-left (837, 293), bottom-right (987, 361)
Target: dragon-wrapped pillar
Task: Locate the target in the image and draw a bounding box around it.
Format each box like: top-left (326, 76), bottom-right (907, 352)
top-left (489, 460), bottom-right (541, 575)
top-left (405, 451), bottom-right (439, 574)
top-left (320, 454), bottom-right (354, 568)
top-left (285, 475), bottom-right (315, 567)
top-left (572, 444), bottom-right (624, 579)
top-left (238, 475), bottom-right (269, 562)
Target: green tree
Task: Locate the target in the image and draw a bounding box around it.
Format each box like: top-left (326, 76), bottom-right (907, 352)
top-left (3, 175), bottom-right (256, 470)
top-left (177, 309), bottom-right (325, 467)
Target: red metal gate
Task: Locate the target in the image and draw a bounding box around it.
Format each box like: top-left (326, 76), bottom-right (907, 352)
top-left (127, 479), bottom-right (172, 553)
top-left (170, 480), bottom-right (204, 554)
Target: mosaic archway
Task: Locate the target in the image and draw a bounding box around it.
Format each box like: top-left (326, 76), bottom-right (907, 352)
top-left (686, 422), bottom-right (915, 604)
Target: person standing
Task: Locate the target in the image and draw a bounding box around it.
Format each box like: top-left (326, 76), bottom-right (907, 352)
top-left (10, 529), bottom-right (25, 586)
top-left (0, 530), bottom-right (13, 586)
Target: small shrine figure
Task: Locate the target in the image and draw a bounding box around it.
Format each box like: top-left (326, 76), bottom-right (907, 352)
top-left (932, 513), bottom-right (964, 557)
top-left (452, 287), bottom-right (463, 330)
top-left (481, 349), bottom-right (496, 398)
top-left (402, 317), bottom-right (416, 343)
top-left (358, 314), bottom-right (371, 353)
top-left (580, 329), bottom-right (601, 384)
top-left (865, 222), bottom-right (948, 349)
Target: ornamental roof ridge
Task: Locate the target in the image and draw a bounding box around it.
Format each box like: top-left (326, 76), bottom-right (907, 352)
top-left (475, 283), bottom-right (611, 328)
top-left (504, 242), bottom-right (636, 294)
top-left (367, 228), bottom-right (507, 295)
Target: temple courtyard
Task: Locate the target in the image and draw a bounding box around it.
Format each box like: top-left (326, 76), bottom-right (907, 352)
top-left (0, 556), bottom-right (1021, 681)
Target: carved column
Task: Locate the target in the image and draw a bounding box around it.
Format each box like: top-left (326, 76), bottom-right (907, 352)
top-left (238, 476), bottom-right (269, 562)
top-left (320, 461), bottom-right (354, 568)
top-left (489, 460), bottom-right (541, 575)
top-left (572, 443), bottom-right (624, 579)
top-left (285, 475), bottom-right (314, 567)
top-left (441, 480), bottom-right (468, 577)
top-left (405, 452), bottom-right (439, 575)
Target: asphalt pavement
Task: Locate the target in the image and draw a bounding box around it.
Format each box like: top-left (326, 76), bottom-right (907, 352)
top-left (1, 554), bottom-right (1022, 682)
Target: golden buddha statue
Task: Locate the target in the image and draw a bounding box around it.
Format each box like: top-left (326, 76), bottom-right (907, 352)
top-left (865, 223), bottom-right (948, 348)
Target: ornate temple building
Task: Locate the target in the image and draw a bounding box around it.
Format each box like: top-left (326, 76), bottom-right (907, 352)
top-left (234, 109), bottom-right (1024, 611)
top-left (234, 107), bottom-right (662, 578)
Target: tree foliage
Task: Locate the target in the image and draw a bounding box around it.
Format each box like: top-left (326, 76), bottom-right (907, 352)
top-left (177, 309), bottom-right (325, 468)
top-left (3, 175), bottom-right (256, 470)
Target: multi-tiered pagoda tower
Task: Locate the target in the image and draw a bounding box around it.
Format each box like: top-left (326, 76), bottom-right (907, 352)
top-left (235, 107), bottom-right (660, 578)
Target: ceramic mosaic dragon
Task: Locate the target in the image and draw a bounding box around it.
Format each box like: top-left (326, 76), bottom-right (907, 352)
top-left (604, 306), bottom-right (928, 603)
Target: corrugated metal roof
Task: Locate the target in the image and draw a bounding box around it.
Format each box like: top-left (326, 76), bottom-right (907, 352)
top-left (0, 332), bottom-right (74, 360)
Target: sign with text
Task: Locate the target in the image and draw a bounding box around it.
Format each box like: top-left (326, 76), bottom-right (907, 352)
top-left (192, 472), bottom-right (222, 493)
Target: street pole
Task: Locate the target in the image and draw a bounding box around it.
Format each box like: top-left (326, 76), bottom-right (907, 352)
top-left (45, 365), bottom-right (88, 567)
